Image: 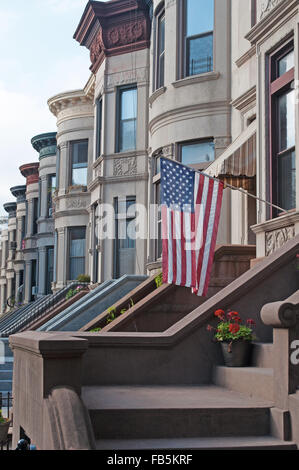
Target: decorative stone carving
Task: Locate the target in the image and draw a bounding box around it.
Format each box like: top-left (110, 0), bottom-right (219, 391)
top-left (66, 198), bottom-right (88, 210)
top-left (106, 21), bottom-right (144, 48)
top-left (260, 0), bottom-right (282, 19)
top-left (113, 157), bottom-right (137, 177)
top-left (162, 145), bottom-right (174, 158)
top-left (265, 225), bottom-right (295, 256)
top-left (90, 31), bottom-right (104, 66)
top-left (106, 67), bottom-right (148, 88)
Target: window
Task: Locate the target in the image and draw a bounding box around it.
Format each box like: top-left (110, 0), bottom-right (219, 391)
top-left (114, 197), bottom-right (136, 277)
top-left (155, 8), bottom-right (165, 90)
top-left (70, 140), bottom-right (88, 186)
top-left (269, 42), bottom-right (296, 214)
top-left (32, 198), bottom-right (38, 235)
top-left (179, 139), bottom-right (215, 167)
top-left (251, 0), bottom-right (257, 27)
top-left (69, 227), bottom-right (86, 280)
top-left (181, 0), bottom-right (214, 77)
top-left (46, 247), bottom-right (54, 294)
top-left (56, 146), bottom-right (60, 189)
top-left (47, 174), bottom-right (56, 217)
top-left (117, 86), bottom-right (137, 152)
top-left (96, 98), bottom-right (103, 159)
top-left (20, 216), bottom-right (25, 249)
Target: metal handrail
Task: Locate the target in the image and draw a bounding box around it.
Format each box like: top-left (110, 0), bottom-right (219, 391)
top-left (1, 282), bottom-right (89, 337)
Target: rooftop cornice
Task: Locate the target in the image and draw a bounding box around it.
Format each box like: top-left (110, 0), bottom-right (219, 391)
top-left (10, 185), bottom-right (27, 203)
top-left (3, 202), bottom-right (17, 218)
top-left (19, 162), bottom-right (39, 186)
top-left (31, 132), bottom-right (57, 160)
top-left (48, 89), bottom-right (93, 118)
top-left (74, 0), bottom-right (151, 74)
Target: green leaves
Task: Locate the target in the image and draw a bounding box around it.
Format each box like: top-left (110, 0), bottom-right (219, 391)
top-left (214, 321), bottom-right (254, 342)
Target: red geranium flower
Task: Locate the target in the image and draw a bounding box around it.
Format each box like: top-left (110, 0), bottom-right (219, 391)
top-left (229, 323), bottom-right (240, 334)
top-left (206, 325), bottom-right (213, 331)
top-left (214, 309), bottom-right (225, 318)
top-left (247, 319), bottom-right (256, 326)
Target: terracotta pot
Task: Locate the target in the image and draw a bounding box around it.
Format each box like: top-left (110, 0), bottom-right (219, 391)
top-left (0, 420), bottom-right (10, 444)
top-left (220, 340), bottom-right (252, 367)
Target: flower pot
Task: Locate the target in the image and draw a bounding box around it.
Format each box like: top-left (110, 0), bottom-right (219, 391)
top-left (220, 340), bottom-right (252, 367)
top-left (0, 420), bottom-right (10, 444)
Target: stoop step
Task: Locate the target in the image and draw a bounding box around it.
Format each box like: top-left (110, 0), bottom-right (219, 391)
top-left (213, 366), bottom-right (274, 401)
top-left (95, 436), bottom-right (297, 450)
top-left (82, 385), bottom-right (274, 441)
top-left (251, 343), bottom-right (273, 368)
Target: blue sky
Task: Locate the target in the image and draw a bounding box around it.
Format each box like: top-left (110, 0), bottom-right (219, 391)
top-left (0, 0), bottom-right (104, 215)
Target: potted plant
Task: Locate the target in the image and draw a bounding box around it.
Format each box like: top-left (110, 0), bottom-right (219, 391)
top-left (207, 309), bottom-right (256, 367)
top-left (0, 410), bottom-right (10, 444)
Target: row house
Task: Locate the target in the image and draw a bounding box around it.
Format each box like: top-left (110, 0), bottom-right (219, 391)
top-left (1, 0), bottom-right (298, 311)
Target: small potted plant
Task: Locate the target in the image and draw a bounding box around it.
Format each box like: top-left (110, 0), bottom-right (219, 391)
top-left (207, 309), bottom-right (256, 367)
top-left (0, 409), bottom-right (10, 444)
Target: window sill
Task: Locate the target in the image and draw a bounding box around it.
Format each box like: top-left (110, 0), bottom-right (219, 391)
top-left (149, 87), bottom-right (166, 106)
top-left (172, 71), bottom-right (220, 88)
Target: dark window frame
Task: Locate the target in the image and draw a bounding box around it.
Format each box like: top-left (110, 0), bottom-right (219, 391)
top-left (269, 40), bottom-right (295, 217)
top-left (69, 139), bottom-right (89, 187)
top-left (154, 6), bottom-right (165, 91)
top-left (96, 97), bottom-right (103, 159)
top-left (68, 226), bottom-right (86, 281)
top-left (116, 85), bottom-right (138, 153)
top-left (178, 0), bottom-right (214, 79)
top-left (177, 138), bottom-right (215, 170)
top-left (251, 0), bottom-right (257, 27)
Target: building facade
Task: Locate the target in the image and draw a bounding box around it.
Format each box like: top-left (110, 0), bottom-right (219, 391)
top-left (48, 81), bottom-right (94, 290)
top-left (0, 0), bottom-right (298, 312)
top-left (31, 133), bottom-right (57, 296)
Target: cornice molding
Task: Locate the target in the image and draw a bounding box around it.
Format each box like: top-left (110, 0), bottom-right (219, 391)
top-left (231, 86), bottom-right (256, 112)
top-left (74, 0), bottom-right (151, 74)
top-left (48, 89), bottom-right (94, 119)
top-left (3, 202), bottom-right (17, 218)
top-left (31, 132), bottom-right (57, 160)
top-left (19, 162), bottom-right (39, 186)
top-left (245, 0), bottom-right (298, 45)
top-left (10, 185), bottom-right (27, 204)
top-left (235, 45), bottom-right (256, 68)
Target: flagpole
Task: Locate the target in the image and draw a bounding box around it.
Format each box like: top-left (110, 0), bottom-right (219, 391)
top-left (160, 156), bottom-right (287, 214)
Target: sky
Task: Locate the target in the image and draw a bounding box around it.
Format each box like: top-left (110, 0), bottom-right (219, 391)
top-left (0, 0), bottom-right (107, 216)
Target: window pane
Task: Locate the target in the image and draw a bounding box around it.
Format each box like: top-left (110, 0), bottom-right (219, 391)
top-left (72, 141), bottom-right (88, 164)
top-left (69, 228), bottom-right (86, 279)
top-left (71, 141), bottom-right (88, 185)
top-left (278, 89), bottom-right (295, 152)
top-left (181, 141), bottom-right (215, 165)
top-left (277, 149), bottom-right (296, 210)
top-left (187, 32), bottom-right (213, 76)
top-left (278, 50), bottom-right (294, 77)
top-left (121, 88), bottom-right (137, 120)
top-left (186, 0), bottom-right (214, 37)
top-left (120, 119), bottom-right (136, 151)
top-left (158, 15), bottom-right (165, 53)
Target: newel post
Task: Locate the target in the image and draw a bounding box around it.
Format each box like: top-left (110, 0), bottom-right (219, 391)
top-left (261, 291), bottom-right (299, 410)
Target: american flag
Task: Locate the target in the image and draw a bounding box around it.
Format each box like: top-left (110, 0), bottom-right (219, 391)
top-left (160, 158), bottom-right (223, 297)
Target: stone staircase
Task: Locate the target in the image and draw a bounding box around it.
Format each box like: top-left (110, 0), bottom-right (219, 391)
top-left (82, 340), bottom-right (296, 450)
